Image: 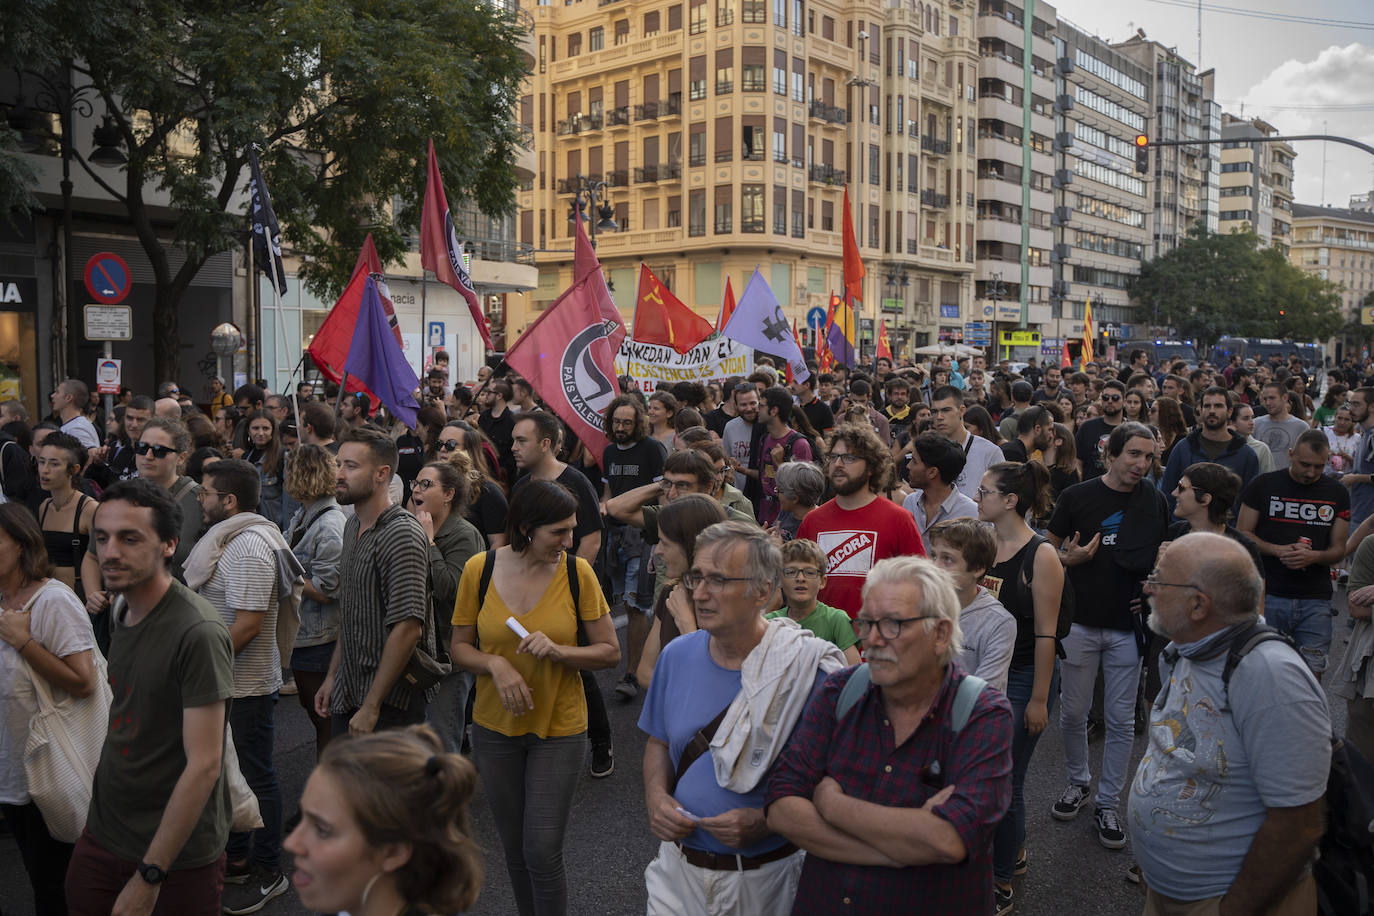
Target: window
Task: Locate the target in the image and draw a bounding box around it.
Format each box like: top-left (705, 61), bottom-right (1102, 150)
top-left (689, 123), bottom-right (706, 165)
top-left (742, 47), bottom-right (765, 92)
top-left (773, 184), bottom-right (787, 234)
top-left (743, 0), bottom-right (765, 23)
top-left (716, 48), bottom-right (733, 94)
top-left (714, 185), bottom-right (732, 233)
top-left (589, 27), bottom-right (604, 51)
top-left (689, 0), bottom-right (707, 34)
top-left (773, 121), bottom-right (787, 163)
top-left (869, 144), bottom-right (879, 185)
top-left (669, 4), bottom-right (683, 30)
top-left (792, 189), bottom-right (805, 237)
top-left (567, 33), bottom-right (581, 56)
top-left (643, 10), bottom-right (660, 34)
top-left (1073, 85), bottom-right (1144, 132)
top-left (716, 0), bottom-right (734, 27)
top-left (821, 198), bottom-right (833, 231)
top-left (689, 55), bottom-right (706, 100)
top-left (791, 0), bottom-right (803, 35)
top-left (689, 190), bottom-right (706, 235)
top-left (791, 57), bottom-right (804, 102)
top-left (742, 184), bottom-right (764, 232)
top-left (774, 49), bottom-right (787, 94)
top-left (614, 20), bottom-right (629, 45)
top-left (774, 0), bottom-right (786, 27)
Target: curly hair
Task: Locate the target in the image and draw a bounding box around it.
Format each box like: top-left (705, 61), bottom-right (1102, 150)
top-left (284, 444), bottom-right (339, 502)
top-left (602, 394), bottom-right (650, 441)
top-left (827, 422), bottom-right (893, 493)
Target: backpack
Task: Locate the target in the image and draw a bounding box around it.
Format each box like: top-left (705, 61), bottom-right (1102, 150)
top-left (837, 664), bottom-right (985, 731)
top-left (475, 550), bottom-right (588, 647)
top-left (1208, 622), bottom-right (1374, 916)
top-left (1015, 535), bottom-right (1075, 647)
top-left (779, 430), bottom-right (822, 469)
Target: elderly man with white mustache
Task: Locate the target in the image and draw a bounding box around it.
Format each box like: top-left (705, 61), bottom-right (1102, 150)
top-left (765, 555), bottom-right (1013, 916)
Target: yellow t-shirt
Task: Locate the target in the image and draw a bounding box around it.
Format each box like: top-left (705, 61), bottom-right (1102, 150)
top-left (451, 552), bottom-right (609, 739)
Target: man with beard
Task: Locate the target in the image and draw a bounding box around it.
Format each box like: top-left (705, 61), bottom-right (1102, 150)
top-left (1340, 386), bottom-right (1374, 528)
top-left (1047, 423), bottom-right (1168, 852)
top-left (797, 423), bottom-right (926, 618)
top-left (1074, 379), bottom-right (1127, 480)
top-left (602, 395), bottom-right (669, 700)
top-left (882, 377), bottom-right (914, 444)
top-left (1160, 387), bottom-right (1259, 510)
top-left (1000, 405), bottom-right (1053, 463)
top-left (1031, 365), bottom-right (1063, 405)
top-left (1253, 382), bottom-right (1310, 472)
top-left (187, 459), bottom-right (290, 911)
top-left (66, 480), bottom-right (234, 916)
top-left (722, 383), bottom-right (761, 492)
top-left (1238, 430), bottom-right (1350, 678)
top-left (316, 427), bottom-right (434, 735)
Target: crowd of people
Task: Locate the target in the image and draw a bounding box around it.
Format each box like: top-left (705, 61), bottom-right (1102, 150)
top-left (0, 342), bottom-right (1367, 916)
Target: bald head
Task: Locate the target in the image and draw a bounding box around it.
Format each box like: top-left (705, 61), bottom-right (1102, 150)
top-left (1156, 533), bottom-right (1260, 639)
top-left (154, 397), bottom-right (181, 418)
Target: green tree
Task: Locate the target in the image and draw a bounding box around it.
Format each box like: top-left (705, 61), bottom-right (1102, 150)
top-left (1129, 225), bottom-right (1342, 348)
top-left (4, 0), bottom-right (528, 381)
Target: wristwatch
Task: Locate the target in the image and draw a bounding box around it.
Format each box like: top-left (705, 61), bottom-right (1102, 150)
top-left (137, 862), bottom-right (167, 885)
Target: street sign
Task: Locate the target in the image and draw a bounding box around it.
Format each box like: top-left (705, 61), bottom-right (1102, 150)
top-left (83, 252), bottom-right (132, 304)
top-left (96, 358), bottom-right (122, 394)
top-left (427, 321), bottom-right (445, 347)
top-left (966, 322), bottom-right (990, 329)
top-left (1000, 330), bottom-right (1042, 346)
top-left (84, 304), bottom-right (133, 340)
top-left (806, 306), bottom-right (827, 330)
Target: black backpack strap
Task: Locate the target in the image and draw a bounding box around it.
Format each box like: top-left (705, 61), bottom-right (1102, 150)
top-left (567, 550), bottom-right (588, 647)
top-left (1220, 621), bottom-right (1293, 703)
top-left (670, 701), bottom-right (733, 793)
top-left (476, 550), bottom-right (498, 608)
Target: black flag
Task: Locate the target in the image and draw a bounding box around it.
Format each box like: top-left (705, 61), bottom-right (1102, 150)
top-left (249, 146), bottom-right (287, 296)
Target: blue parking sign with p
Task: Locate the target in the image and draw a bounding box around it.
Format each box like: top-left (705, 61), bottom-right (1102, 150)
top-left (428, 321), bottom-right (445, 347)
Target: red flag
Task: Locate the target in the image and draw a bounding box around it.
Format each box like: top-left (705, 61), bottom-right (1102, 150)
top-left (632, 264), bottom-right (714, 354)
top-left (353, 233), bottom-right (383, 278)
top-left (503, 272), bottom-right (618, 467)
top-left (421, 138), bottom-right (494, 351)
top-left (842, 187), bottom-right (865, 305)
top-left (818, 293), bottom-right (840, 373)
top-left (350, 232), bottom-right (403, 346)
top-left (1061, 339), bottom-right (1072, 368)
top-left (571, 209), bottom-right (627, 352)
top-left (716, 276), bottom-right (737, 331)
top-left (876, 320), bottom-right (892, 361)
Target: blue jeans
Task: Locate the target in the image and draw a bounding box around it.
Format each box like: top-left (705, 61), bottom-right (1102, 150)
top-left (473, 725), bottom-right (586, 916)
top-left (426, 668), bottom-right (475, 753)
top-left (992, 660), bottom-right (1060, 883)
top-left (1263, 595), bottom-right (1332, 674)
top-left (1059, 625), bottom-right (1141, 812)
top-left (227, 693), bottom-right (281, 871)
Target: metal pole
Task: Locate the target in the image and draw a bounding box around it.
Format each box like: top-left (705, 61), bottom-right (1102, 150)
top-left (245, 226), bottom-right (256, 385)
top-left (1019, 0), bottom-right (1033, 334)
top-left (102, 338), bottom-right (113, 429)
top-left (60, 99), bottom-right (76, 382)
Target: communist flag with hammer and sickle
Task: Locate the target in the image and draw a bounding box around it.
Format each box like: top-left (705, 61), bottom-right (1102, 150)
top-left (632, 263), bottom-right (715, 354)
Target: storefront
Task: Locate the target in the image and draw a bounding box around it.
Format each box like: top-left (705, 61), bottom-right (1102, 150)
top-left (0, 217), bottom-right (47, 419)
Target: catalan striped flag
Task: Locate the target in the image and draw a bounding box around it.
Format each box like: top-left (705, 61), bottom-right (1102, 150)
top-left (1081, 299), bottom-right (1094, 370)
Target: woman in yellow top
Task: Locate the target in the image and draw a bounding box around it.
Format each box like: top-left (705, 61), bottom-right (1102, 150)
top-left (449, 479), bottom-right (619, 916)
top-left (208, 376), bottom-right (233, 414)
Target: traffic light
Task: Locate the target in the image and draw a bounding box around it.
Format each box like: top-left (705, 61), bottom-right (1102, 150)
top-left (1279, 308), bottom-right (1286, 317)
top-left (1134, 135), bottom-right (1149, 175)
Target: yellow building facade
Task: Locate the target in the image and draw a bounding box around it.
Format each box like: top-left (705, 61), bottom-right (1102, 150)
top-left (511, 0), bottom-right (978, 360)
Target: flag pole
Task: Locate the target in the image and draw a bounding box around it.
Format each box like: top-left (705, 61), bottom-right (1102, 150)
top-left (421, 270), bottom-right (429, 377)
top-left (269, 279), bottom-right (299, 425)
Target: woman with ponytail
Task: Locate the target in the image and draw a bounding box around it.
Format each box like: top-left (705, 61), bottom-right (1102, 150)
top-left (285, 724), bottom-right (483, 916)
top-left (974, 460), bottom-right (1064, 913)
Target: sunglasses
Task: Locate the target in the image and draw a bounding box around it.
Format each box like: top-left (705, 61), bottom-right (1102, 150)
top-left (134, 442), bottom-right (177, 459)
top-left (438, 440), bottom-right (461, 451)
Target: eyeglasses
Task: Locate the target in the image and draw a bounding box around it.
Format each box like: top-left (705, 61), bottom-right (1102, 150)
top-left (975, 485), bottom-right (1004, 499)
top-left (135, 442), bottom-right (177, 459)
top-left (661, 479), bottom-right (697, 492)
top-left (681, 572), bottom-right (754, 591)
top-left (827, 452), bottom-right (862, 466)
top-left (198, 488), bottom-right (222, 501)
top-left (1145, 572), bottom-right (1199, 592)
top-left (611, 419), bottom-right (637, 428)
top-left (1100, 394), bottom-right (1123, 402)
top-left (852, 615), bottom-right (942, 640)
top-left (413, 478), bottom-right (438, 491)
top-left (782, 567), bottom-right (821, 580)
top-left (438, 439), bottom-right (461, 452)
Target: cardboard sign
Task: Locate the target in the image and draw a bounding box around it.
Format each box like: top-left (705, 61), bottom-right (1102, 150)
top-left (615, 336), bottom-right (753, 394)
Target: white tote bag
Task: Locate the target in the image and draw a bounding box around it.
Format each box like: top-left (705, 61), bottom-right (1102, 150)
top-left (23, 644), bottom-right (112, 843)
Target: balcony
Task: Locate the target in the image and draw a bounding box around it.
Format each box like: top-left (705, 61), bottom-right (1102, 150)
top-left (634, 95), bottom-right (683, 121)
top-left (922, 135), bottom-right (950, 155)
top-left (556, 115), bottom-right (603, 136)
top-left (605, 169), bottom-right (628, 187)
top-left (517, 125), bottom-right (534, 147)
top-left (808, 101), bottom-right (847, 125)
top-left (921, 190), bottom-right (949, 209)
top-left (634, 162), bottom-right (682, 183)
top-left (808, 163), bottom-right (846, 185)
top-left (554, 175), bottom-right (604, 193)
top-left (715, 150), bottom-right (733, 163)
top-left (606, 106), bottom-right (631, 128)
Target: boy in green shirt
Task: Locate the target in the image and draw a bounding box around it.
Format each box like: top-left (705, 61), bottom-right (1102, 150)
top-left (766, 538), bottom-right (862, 665)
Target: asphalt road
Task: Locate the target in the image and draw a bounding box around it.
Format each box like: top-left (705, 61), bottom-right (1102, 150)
top-left (2, 600), bottom-right (1357, 916)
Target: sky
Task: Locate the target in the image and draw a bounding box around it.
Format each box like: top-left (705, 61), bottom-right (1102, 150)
top-left (1046, 0), bottom-right (1374, 209)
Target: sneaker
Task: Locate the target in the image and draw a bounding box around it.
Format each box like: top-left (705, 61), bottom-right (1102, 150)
top-left (994, 884), bottom-right (1014, 916)
top-left (1126, 862), bottom-right (1143, 884)
top-left (614, 673), bottom-right (639, 701)
top-left (1014, 848), bottom-right (1028, 876)
top-left (590, 745), bottom-right (614, 778)
top-left (1051, 784), bottom-right (1091, 820)
top-left (221, 868), bottom-right (288, 915)
top-left (223, 858), bottom-right (252, 886)
top-left (1095, 807), bottom-right (1127, 850)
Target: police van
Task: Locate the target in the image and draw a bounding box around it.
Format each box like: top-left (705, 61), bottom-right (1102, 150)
top-left (1119, 339), bottom-right (1201, 370)
top-left (1209, 337), bottom-right (1323, 369)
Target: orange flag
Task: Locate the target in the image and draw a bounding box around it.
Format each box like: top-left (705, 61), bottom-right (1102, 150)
top-left (716, 276), bottom-right (737, 331)
top-left (1061, 339), bottom-right (1072, 368)
top-left (632, 264), bottom-right (715, 354)
top-left (876, 320), bottom-right (892, 361)
top-left (842, 187), bottom-right (865, 305)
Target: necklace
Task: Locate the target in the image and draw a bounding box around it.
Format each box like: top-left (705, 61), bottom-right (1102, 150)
top-left (50, 489), bottom-right (78, 513)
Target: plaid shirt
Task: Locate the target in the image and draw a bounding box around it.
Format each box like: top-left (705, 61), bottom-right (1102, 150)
top-left (764, 663), bottom-right (1012, 916)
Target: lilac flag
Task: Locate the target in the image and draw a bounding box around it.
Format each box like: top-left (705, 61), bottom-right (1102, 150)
top-left (345, 276), bottom-right (421, 427)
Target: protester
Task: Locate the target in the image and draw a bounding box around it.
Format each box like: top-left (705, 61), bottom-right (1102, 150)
top-left (0, 504), bottom-right (103, 916)
top-left (1253, 381), bottom-right (1310, 472)
top-left (1130, 533), bottom-right (1330, 915)
top-left (283, 445), bottom-right (346, 761)
top-left (929, 387), bottom-right (1002, 498)
top-left (1159, 387), bottom-right (1259, 507)
top-left (285, 725), bottom-right (482, 916)
top-left (449, 479), bottom-right (620, 916)
top-left (67, 479), bottom-right (234, 916)
top-left (440, 420), bottom-right (509, 545)
top-left (901, 431), bottom-right (978, 541)
top-left (927, 518), bottom-right (1016, 692)
top-left (765, 555), bottom-right (1013, 916)
top-left (773, 459), bottom-right (826, 541)
top-left (764, 538), bottom-right (861, 664)
top-left (34, 431), bottom-right (97, 605)
top-left (50, 378), bottom-right (101, 449)
top-left (757, 386), bottom-right (815, 526)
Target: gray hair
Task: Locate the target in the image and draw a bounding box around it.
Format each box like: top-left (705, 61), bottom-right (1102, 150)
top-left (862, 556), bottom-right (963, 665)
top-left (694, 520), bottom-right (782, 597)
top-left (776, 460), bottom-right (826, 508)
top-left (1175, 532), bottom-right (1262, 626)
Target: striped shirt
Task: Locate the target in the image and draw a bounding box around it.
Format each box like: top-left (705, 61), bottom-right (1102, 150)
top-left (198, 527), bottom-right (280, 698)
top-left (331, 503), bottom-right (434, 713)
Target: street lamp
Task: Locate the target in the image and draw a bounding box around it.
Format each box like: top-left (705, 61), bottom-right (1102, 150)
top-left (566, 173), bottom-right (618, 250)
top-left (885, 267), bottom-right (908, 355)
top-left (987, 272), bottom-right (1007, 363)
top-left (9, 63), bottom-right (126, 380)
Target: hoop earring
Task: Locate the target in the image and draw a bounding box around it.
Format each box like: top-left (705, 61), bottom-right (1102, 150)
top-left (360, 871), bottom-right (383, 911)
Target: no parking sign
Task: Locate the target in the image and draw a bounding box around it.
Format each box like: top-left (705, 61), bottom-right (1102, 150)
top-left (96, 358), bottom-right (122, 394)
top-left (84, 252), bottom-right (132, 304)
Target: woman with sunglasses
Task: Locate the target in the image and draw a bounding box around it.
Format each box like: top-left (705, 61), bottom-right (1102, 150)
top-left (133, 417), bottom-right (204, 578)
top-left (411, 460), bottom-right (485, 753)
top-left (439, 421), bottom-right (508, 548)
top-left (398, 406), bottom-right (448, 505)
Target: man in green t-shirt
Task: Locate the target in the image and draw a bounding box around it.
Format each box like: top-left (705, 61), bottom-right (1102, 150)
top-left (766, 539), bottom-right (861, 665)
top-left (67, 479), bottom-right (235, 916)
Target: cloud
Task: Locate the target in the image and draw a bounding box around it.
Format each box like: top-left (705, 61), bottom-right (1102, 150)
top-left (1239, 43), bottom-right (1374, 207)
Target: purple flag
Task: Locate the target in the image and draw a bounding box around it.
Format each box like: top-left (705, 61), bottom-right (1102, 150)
top-left (345, 276), bottom-right (421, 427)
